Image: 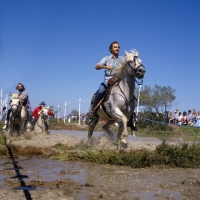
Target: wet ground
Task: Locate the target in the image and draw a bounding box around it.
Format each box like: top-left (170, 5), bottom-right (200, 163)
top-left (0, 130), bottom-right (200, 199)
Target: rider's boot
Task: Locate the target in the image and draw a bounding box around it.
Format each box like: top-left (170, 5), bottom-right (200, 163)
top-left (85, 100), bottom-right (100, 125)
top-left (44, 122), bottom-right (50, 134)
top-left (127, 115), bottom-right (138, 131)
top-left (31, 118), bottom-right (37, 131)
top-left (2, 120), bottom-right (8, 130)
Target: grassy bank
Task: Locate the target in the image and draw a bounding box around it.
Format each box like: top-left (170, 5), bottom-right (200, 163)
top-left (1, 120), bottom-right (200, 168)
top-left (51, 141), bottom-right (200, 168)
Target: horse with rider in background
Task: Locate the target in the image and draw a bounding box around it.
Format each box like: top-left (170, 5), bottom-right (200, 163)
top-left (4, 93), bottom-right (27, 137)
top-left (32, 101), bottom-right (54, 134)
top-left (3, 83), bottom-right (33, 138)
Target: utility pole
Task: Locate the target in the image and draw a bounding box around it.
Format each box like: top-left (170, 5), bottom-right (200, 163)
top-left (78, 98), bottom-right (81, 126)
top-left (78, 98), bottom-right (89, 126)
top-left (136, 84), bottom-right (142, 116)
top-left (0, 88), bottom-right (2, 113)
top-left (57, 104), bottom-right (60, 122)
top-left (64, 101), bottom-right (66, 123)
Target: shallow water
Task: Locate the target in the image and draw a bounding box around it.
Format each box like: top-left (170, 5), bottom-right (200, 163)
top-left (0, 157), bottom-right (199, 199)
top-left (0, 130), bottom-right (199, 199)
top-left (50, 129), bottom-right (198, 146)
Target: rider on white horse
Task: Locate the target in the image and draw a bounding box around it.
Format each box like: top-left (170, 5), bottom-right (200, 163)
top-left (86, 41), bottom-right (124, 125)
top-left (3, 83), bottom-right (32, 130)
top-left (32, 101), bottom-right (54, 133)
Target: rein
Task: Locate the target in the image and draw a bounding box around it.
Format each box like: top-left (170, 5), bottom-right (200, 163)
top-left (11, 102), bottom-right (22, 121)
top-left (112, 59), bottom-right (144, 112)
top-left (36, 115), bottom-right (45, 129)
top-left (36, 110), bottom-right (48, 130)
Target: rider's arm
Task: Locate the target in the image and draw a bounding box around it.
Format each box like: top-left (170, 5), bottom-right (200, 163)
top-left (19, 91), bottom-right (28, 104)
top-left (95, 64), bottom-right (112, 70)
top-left (95, 56), bottom-right (113, 70)
top-left (32, 107), bottom-right (40, 118)
top-left (48, 110), bottom-right (54, 116)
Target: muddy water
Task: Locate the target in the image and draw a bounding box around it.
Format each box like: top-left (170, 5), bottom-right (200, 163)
top-left (0, 130), bottom-right (200, 199)
top-left (0, 157), bottom-right (200, 200)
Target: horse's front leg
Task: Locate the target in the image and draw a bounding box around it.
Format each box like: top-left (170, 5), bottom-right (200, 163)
top-left (119, 115), bottom-right (129, 144)
top-left (102, 120), bottom-right (115, 135)
top-left (112, 108), bottom-right (128, 145)
top-left (88, 117), bottom-right (99, 139)
top-left (19, 121), bottom-right (25, 136)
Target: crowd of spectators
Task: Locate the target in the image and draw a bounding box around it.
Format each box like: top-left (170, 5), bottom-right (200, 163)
top-left (169, 109), bottom-right (200, 127)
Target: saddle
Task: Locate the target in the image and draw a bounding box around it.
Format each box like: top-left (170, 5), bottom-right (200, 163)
top-left (94, 76), bottom-right (120, 110)
top-left (107, 75), bottom-right (120, 86)
top-left (85, 76), bottom-right (120, 125)
top-left (103, 76), bottom-right (120, 102)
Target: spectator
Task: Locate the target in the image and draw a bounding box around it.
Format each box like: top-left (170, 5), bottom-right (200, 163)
top-left (187, 110), bottom-right (192, 125)
top-left (169, 112), bottom-right (174, 124)
top-left (177, 112), bottom-right (183, 125)
top-left (194, 111), bottom-right (200, 127)
top-left (182, 111), bottom-right (187, 126)
top-left (191, 109), bottom-right (197, 125)
top-left (173, 109), bottom-right (179, 124)
top-left (1, 106), bottom-right (7, 121)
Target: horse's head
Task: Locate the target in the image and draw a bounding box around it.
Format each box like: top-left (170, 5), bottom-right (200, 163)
top-left (39, 107), bottom-right (49, 120)
top-left (124, 50), bottom-right (146, 79)
top-left (10, 93), bottom-right (21, 113)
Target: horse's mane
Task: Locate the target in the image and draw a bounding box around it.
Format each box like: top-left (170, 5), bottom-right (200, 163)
top-left (115, 50), bottom-right (139, 78)
top-left (10, 93), bottom-right (19, 99)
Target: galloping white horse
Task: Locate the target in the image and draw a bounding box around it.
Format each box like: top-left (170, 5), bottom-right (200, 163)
top-left (7, 93), bottom-right (27, 136)
top-left (33, 107), bottom-right (50, 134)
top-left (88, 50), bottom-right (146, 148)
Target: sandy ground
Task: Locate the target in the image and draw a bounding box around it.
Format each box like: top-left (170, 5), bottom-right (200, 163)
top-left (0, 130), bottom-right (200, 200)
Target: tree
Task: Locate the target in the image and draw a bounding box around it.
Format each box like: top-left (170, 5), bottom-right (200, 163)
top-left (71, 109), bottom-right (78, 116)
top-left (139, 84), bottom-right (176, 113)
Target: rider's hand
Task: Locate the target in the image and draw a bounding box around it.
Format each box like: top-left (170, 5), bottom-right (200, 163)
top-left (106, 65), bottom-right (113, 70)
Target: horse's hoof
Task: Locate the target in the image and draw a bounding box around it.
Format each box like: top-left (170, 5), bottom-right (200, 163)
top-left (102, 125), bottom-right (107, 132)
top-left (120, 138), bottom-right (127, 145)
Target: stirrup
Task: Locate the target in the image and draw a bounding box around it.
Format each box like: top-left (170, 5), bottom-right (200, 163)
top-left (85, 112), bottom-right (99, 125)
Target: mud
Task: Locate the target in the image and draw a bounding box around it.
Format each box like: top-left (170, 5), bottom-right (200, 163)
top-left (0, 130), bottom-right (200, 200)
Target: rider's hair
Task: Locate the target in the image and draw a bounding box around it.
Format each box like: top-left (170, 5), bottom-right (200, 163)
top-left (16, 83), bottom-right (25, 91)
top-left (109, 41), bottom-right (119, 53)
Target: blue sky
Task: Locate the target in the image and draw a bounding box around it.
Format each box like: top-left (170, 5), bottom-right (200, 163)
top-left (0, 0), bottom-right (200, 116)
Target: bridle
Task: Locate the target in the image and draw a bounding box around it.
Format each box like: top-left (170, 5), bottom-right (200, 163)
top-left (10, 98), bottom-right (22, 118)
top-left (115, 56), bottom-right (145, 110)
top-left (36, 109), bottom-right (48, 130)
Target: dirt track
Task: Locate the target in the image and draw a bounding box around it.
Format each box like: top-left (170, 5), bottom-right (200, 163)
top-left (0, 130), bottom-right (200, 200)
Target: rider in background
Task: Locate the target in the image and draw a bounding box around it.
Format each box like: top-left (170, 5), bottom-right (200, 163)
top-left (32, 101), bottom-right (54, 133)
top-left (3, 83), bottom-right (32, 130)
top-left (86, 41), bottom-right (124, 124)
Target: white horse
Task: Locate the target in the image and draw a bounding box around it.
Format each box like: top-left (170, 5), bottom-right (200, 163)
top-left (6, 93), bottom-right (27, 137)
top-left (87, 50), bottom-right (146, 148)
top-left (33, 107), bottom-right (50, 134)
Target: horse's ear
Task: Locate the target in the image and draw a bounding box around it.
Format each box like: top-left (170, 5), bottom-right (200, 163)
top-left (124, 50), bottom-right (129, 56)
top-left (10, 92), bottom-right (12, 96)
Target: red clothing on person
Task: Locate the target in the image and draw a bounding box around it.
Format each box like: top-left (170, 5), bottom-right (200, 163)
top-left (32, 106), bottom-right (54, 118)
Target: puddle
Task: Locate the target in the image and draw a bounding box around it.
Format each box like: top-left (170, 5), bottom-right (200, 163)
top-left (0, 157), bottom-right (200, 199)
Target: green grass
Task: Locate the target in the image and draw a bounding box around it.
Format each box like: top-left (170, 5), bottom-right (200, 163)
top-left (0, 133), bottom-right (5, 145)
top-left (51, 140), bottom-right (200, 168)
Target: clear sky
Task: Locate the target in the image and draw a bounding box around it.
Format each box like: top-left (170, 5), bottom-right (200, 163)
top-left (0, 0), bottom-right (200, 116)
